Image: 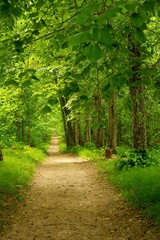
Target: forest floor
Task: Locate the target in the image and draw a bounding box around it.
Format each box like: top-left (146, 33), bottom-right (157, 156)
top-left (0, 136), bottom-right (160, 240)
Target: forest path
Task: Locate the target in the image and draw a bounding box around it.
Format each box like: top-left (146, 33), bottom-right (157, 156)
top-left (1, 136), bottom-right (160, 240)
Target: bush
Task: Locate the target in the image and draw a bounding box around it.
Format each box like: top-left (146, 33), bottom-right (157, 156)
top-left (115, 146), bottom-right (160, 170)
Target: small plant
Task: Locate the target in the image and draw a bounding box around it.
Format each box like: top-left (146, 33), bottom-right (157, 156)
top-left (115, 149), bottom-right (159, 170)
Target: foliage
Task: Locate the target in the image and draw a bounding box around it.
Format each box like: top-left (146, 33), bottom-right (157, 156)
top-left (115, 146), bottom-right (159, 170)
top-left (0, 146), bottom-right (46, 207)
top-left (0, 0), bottom-right (160, 226)
top-left (59, 141), bottom-right (104, 161)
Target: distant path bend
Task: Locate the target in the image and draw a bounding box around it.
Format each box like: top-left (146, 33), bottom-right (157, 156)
top-left (1, 136), bottom-right (160, 240)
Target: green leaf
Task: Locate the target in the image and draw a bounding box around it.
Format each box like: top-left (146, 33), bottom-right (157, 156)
top-left (134, 28), bottom-right (146, 43)
top-left (26, 69), bottom-right (36, 74)
top-left (76, 3), bottom-right (99, 24)
top-left (83, 43), bottom-right (102, 62)
top-left (79, 3), bottom-right (99, 15)
top-left (19, 72), bottom-right (26, 78)
top-left (36, 0), bottom-right (45, 8)
top-left (48, 98), bottom-right (58, 105)
top-left (68, 31), bottom-right (90, 46)
top-left (51, 39), bottom-right (59, 51)
top-left (29, 12), bottom-right (39, 18)
top-left (102, 83), bottom-right (111, 92)
top-left (143, 0), bottom-right (156, 12)
top-left (80, 95), bottom-right (88, 101)
top-left (32, 75), bottom-right (39, 81)
top-left (131, 13), bottom-right (144, 27)
top-left (0, 4), bottom-right (9, 16)
top-left (24, 37), bottom-right (33, 44)
top-left (42, 106), bottom-right (52, 114)
top-left (131, 80), bottom-right (142, 87)
top-left (7, 16), bottom-right (15, 27)
top-left (96, 9), bottom-right (117, 26)
top-left (22, 80), bottom-right (32, 88)
top-left (106, 0), bottom-right (112, 7)
top-left (32, 30), bottom-right (39, 36)
top-left (5, 80), bottom-right (19, 86)
top-left (93, 28), bottom-right (112, 47)
top-left (125, 3), bottom-right (137, 11)
top-left (41, 19), bottom-right (47, 27)
top-left (14, 40), bottom-right (23, 48)
top-left (10, 7), bottom-right (22, 18)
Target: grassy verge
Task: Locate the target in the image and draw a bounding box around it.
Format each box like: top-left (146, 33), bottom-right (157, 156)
top-left (0, 146), bottom-right (46, 208)
top-left (60, 142), bottom-right (160, 225)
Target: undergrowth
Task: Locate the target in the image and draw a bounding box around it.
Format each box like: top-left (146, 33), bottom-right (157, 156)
top-left (61, 142), bottom-right (160, 225)
top-left (59, 142), bottom-right (104, 161)
top-left (0, 146), bottom-right (46, 207)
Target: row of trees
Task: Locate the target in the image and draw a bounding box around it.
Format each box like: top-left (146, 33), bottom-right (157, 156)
top-left (0, 0), bottom-right (159, 153)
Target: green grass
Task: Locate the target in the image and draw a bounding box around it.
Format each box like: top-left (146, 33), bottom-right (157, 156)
top-left (0, 146), bottom-right (46, 206)
top-left (59, 142), bottom-right (104, 161)
top-left (65, 143), bottom-right (160, 226)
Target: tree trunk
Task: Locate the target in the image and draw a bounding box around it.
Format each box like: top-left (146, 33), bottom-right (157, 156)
top-left (0, 146), bottom-right (3, 161)
top-left (22, 119), bottom-right (25, 143)
top-left (59, 97), bottom-right (74, 147)
top-left (130, 82), bottom-right (147, 151)
top-left (128, 35), bottom-right (147, 151)
top-left (85, 117), bottom-right (91, 143)
top-left (16, 119), bottom-right (21, 142)
top-left (27, 111), bottom-right (31, 145)
top-left (74, 120), bottom-right (79, 146)
top-left (108, 91), bottom-right (117, 150)
top-left (77, 120), bottom-right (83, 145)
top-left (94, 93), bottom-right (104, 148)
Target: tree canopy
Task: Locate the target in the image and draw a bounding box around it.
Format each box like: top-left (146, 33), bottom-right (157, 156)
top-left (0, 0), bottom-right (160, 151)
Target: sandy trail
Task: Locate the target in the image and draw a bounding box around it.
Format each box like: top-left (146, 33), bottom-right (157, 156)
top-left (0, 136), bottom-right (160, 240)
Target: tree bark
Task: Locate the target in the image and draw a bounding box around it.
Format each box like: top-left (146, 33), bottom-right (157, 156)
top-left (85, 117), bottom-right (91, 143)
top-left (128, 35), bottom-right (147, 151)
top-left (0, 146), bottom-right (3, 161)
top-left (22, 119), bottom-right (25, 143)
top-left (16, 119), bottom-right (21, 142)
top-left (94, 93), bottom-right (104, 148)
top-left (59, 97), bottom-right (74, 147)
top-left (27, 111), bottom-right (31, 145)
top-left (74, 120), bottom-right (79, 146)
top-left (108, 91), bottom-right (117, 150)
top-left (73, 120), bottom-right (83, 146)
top-left (77, 120), bottom-right (83, 145)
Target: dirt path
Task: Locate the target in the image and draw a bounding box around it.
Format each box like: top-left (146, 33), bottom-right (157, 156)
top-left (1, 137), bottom-right (160, 240)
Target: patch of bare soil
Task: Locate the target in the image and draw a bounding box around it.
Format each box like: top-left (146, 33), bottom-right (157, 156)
top-left (0, 137), bottom-right (160, 240)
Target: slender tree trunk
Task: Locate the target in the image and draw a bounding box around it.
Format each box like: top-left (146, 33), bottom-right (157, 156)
top-left (0, 146), bottom-right (3, 161)
top-left (74, 120), bottom-right (79, 146)
top-left (92, 64), bottom-right (105, 148)
top-left (27, 111), bottom-right (31, 145)
top-left (59, 97), bottom-right (74, 147)
top-left (93, 117), bottom-right (98, 145)
top-left (128, 35), bottom-right (147, 151)
top-left (77, 120), bottom-right (83, 145)
top-left (59, 97), bottom-right (68, 145)
top-left (85, 117), bottom-right (91, 143)
top-left (22, 119), bottom-right (25, 143)
top-left (16, 120), bottom-right (21, 142)
top-left (94, 91), bottom-right (104, 148)
top-left (108, 91), bottom-right (117, 150)
top-left (130, 82), bottom-right (147, 151)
